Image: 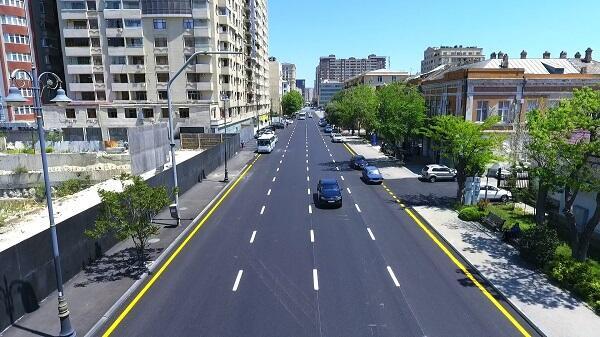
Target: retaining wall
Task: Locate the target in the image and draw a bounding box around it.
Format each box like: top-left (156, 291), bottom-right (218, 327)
top-left (0, 136), bottom-right (240, 331)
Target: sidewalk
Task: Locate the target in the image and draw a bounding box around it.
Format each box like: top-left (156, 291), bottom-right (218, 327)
top-left (0, 148), bottom-right (257, 337)
top-left (347, 142), bottom-right (600, 337)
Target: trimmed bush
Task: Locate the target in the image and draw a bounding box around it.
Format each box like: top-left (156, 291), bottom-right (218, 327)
top-left (458, 206), bottom-right (485, 221)
top-left (45, 147), bottom-right (54, 153)
top-left (517, 224), bottom-right (561, 268)
top-left (13, 165), bottom-right (29, 174)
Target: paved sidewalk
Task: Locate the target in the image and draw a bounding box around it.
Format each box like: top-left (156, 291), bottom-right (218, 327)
top-left (347, 142), bottom-right (600, 337)
top-left (0, 148), bottom-right (257, 337)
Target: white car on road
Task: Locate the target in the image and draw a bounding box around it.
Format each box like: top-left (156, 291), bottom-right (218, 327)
top-left (331, 133), bottom-right (344, 143)
top-left (479, 185), bottom-right (512, 202)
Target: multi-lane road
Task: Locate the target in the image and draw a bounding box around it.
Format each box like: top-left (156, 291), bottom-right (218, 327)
top-left (100, 109), bottom-right (540, 337)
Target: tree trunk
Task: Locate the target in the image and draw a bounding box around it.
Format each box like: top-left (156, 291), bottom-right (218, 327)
top-left (573, 192), bottom-right (600, 261)
top-left (535, 181), bottom-right (549, 225)
top-left (563, 186), bottom-right (582, 260)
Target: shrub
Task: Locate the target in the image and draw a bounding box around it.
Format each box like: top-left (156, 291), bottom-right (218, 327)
top-left (55, 176), bottom-right (91, 198)
top-left (13, 165), bottom-right (29, 174)
top-left (34, 183), bottom-right (46, 202)
top-left (547, 252), bottom-right (600, 313)
top-left (477, 199), bottom-right (490, 211)
top-left (517, 224), bottom-right (561, 268)
top-left (458, 206), bottom-right (485, 221)
top-left (21, 148), bottom-right (35, 154)
top-left (45, 147), bottom-right (54, 153)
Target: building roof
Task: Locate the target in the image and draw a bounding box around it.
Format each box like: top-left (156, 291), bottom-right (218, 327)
top-left (419, 56), bottom-right (600, 82)
top-left (345, 69), bottom-right (410, 83)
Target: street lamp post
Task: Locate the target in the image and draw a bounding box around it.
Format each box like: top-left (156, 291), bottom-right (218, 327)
top-left (5, 66), bottom-right (75, 337)
top-left (221, 95), bottom-right (230, 182)
top-left (166, 50), bottom-right (241, 220)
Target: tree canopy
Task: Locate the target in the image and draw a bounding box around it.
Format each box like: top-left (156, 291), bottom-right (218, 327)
top-left (422, 115), bottom-right (504, 201)
top-left (377, 83), bottom-right (426, 146)
top-left (281, 91), bottom-right (303, 116)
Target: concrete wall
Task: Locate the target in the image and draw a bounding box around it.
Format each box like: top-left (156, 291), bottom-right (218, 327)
top-left (0, 153), bottom-right (130, 172)
top-left (0, 170), bottom-right (128, 190)
top-left (0, 136), bottom-right (240, 332)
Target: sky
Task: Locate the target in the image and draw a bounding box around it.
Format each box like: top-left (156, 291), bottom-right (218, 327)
top-left (268, 0), bottom-right (600, 87)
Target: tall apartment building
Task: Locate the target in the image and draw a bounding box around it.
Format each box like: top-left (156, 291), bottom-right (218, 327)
top-left (29, 0), bottom-right (65, 104)
top-left (420, 45), bottom-right (484, 73)
top-left (268, 56), bottom-right (281, 114)
top-left (49, 0), bottom-right (269, 142)
top-left (315, 54), bottom-right (387, 98)
top-left (295, 78), bottom-right (305, 97)
top-left (0, 0), bottom-right (34, 123)
top-left (281, 62), bottom-right (296, 91)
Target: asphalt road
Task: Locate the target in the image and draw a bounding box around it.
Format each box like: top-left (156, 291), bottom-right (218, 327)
top-left (101, 110), bottom-right (540, 337)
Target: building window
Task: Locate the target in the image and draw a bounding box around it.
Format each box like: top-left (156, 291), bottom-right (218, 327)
top-left (498, 100), bottom-right (512, 123)
top-left (87, 108), bottom-right (97, 119)
top-left (158, 90), bottom-right (168, 100)
top-left (0, 0), bottom-right (25, 8)
top-left (183, 19), bottom-right (194, 29)
top-left (156, 73), bottom-right (169, 82)
top-left (125, 108), bottom-right (137, 118)
top-left (154, 37), bottom-right (167, 47)
top-left (65, 109), bottom-right (76, 119)
top-left (96, 91), bottom-right (106, 100)
top-left (0, 15), bottom-right (27, 26)
top-left (14, 106), bottom-right (33, 115)
top-left (133, 91), bottom-right (147, 101)
top-left (3, 33), bottom-right (29, 44)
top-left (122, 1), bottom-right (139, 9)
top-left (124, 19), bottom-right (141, 28)
top-left (161, 108), bottom-right (169, 118)
top-left (107, 108), bottom-right (118, 118)
top-left (107, 38), bottom-right (125, 47)
top-left (155, 55), bottom-right (169, 65)
top-left (527, 99), bottom-right (539, 112)
top-left (187, 90), bottom-right (201, 100)
top-left (6, 52), bottom-right (31, 62)
top-left (476, 101), bottom-right (489, 122)
top-left (377, 76), bottom-right (383, 83)
top-left (142, 108), bottom-right (154, 118)
top-left (153, 19), bottom-right (167, 30)
top-left (81, 92), bottom-right (95, 100)
top-left (179, 108), bottom-right (189, 118)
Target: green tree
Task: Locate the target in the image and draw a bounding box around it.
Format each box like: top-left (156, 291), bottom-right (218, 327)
top-left (86, 174), bottom-right (171, 263)
top-left (377, 83), bottom-right (426, 149)
top-left (46, 130), bottom-right (62, 143)
top-left (281, 91), bottom-right (303, 116)
top-left (422, 115), bottom-right (504, 201)
top-left (326, 85), bottom-right (378, 135)
top-left (527, 105), bottom-right (568, 225)
top-left (553, 88), bottom-right (600, 261)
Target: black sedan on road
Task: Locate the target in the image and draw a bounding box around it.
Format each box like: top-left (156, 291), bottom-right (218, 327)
top-left (350, 155), bottom-right (369, 170)
top-left (316, 178), bottom-right (343, 208)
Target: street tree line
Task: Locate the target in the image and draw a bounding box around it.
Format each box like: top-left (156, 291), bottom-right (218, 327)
top-left (325, 83), bottom-right (427, 147)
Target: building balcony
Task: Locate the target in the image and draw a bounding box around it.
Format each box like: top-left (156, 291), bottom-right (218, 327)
top-left (94, 82), bottom-right (106, 90)
top-left (90, 47), bottom-right (102, 55)
top-left (217, 15), bottom-right (233, 27)
top-left (111, 82), bottom-right (146, 91)
top-left (220, 66), bottom-right (233, 75)
top-left (183, 46), bottom-right (195, 54)
top-left (69, 82), bottom-right (96, 91)
top-left (219, 32), bottom-right (233, 43)
top-left (154, 47), bottom-right (168, 54)
top-left (186, 63), bottom-right (212, 73)
top-left (186, 82), bottom-right (213, 91)
top-left (92, 65), bottom-right (105, 72)
top-left (192, 7), bottom-right (209, 18)
top-left (63, 28), bottom-right (90, 38)
top-left (106, 27), bottom-right (143, 38)
top-left (66, 64), bottom-right (93, 74)
top-left (64, 46), bottom-right (92, 57)
top-left (109, 64), bottom-right (145, 73)
top-left (193, 26), bottom-right (211, 37)
top-left (60, 10), bottom-right (87, 20)
top-left (220, 83), bottom-right (234, 91)
top-left (103, 9), bottom-right (141, 19)
top-left (107, 46), bottom-right (145, 56)
top-left (155, 65), bottom-right (169, 72)
top-left (156, 82), bottom-right (167, 89)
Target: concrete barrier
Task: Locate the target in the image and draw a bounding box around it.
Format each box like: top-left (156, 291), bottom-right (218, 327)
top-left (0, 136), bottom-right (240, 331)
top-left (0, 153), bottom-right (130, 172)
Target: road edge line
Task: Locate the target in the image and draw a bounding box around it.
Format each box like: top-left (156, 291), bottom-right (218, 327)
top-left (405, 207), bottom-right (547, 337)
top-left (85, 154), bottom-right (260, 337)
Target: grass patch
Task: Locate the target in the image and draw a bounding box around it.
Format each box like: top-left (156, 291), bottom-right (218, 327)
top-left (0, 199), bottom-right (38, 227)
top-left (487, 203), bottom-right (535, 231)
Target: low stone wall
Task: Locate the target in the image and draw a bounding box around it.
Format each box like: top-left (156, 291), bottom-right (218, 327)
top-left (0, 153), bottom-right (130, 172)
top-left (0, 169), bottom-right (128, 191)
top-left (0, 136), bottom-right (240, 331)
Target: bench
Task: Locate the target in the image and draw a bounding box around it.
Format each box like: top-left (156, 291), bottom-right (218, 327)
top-left (481, 213), bottom-right (505, 232)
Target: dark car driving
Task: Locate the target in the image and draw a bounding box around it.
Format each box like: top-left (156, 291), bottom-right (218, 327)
top-left (350, 155), bottom-right (369, 170)
top-left (362, 166), bottom-right (384, 184)
top-left (324, 125), bottom-right (333, 133)
top-left (317, 179), bottom-right (342, 208)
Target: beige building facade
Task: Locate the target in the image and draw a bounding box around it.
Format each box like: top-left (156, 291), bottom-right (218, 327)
top-left (268, 56), bottom-right (282, 114)
top-left (421, 45), bottom-right (484, 74)
top-left (344, 69), bottom-right (409, 89)
top-left (47, 0), bottom-right (270, 142)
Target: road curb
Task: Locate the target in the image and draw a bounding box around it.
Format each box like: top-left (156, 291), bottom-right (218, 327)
top-left (407, 207), bottom-right (547, 337)
top-left (84, 153), bottom-right (257, 337)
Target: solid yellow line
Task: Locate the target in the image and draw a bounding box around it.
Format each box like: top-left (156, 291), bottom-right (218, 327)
top-left (102, 155), bottom-right (261, 337)
top-left (403, 208), bottom-right (531, 337)
top-left (345, 142), bottom-right (529, 336)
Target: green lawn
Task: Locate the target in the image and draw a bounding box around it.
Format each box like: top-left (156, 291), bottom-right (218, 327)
top-left (487, 203), bottom-right (536, 231)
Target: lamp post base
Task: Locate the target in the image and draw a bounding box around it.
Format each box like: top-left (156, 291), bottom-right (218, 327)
top-left (57, 296), bottom-right (76, 337)
top-left (223, 169), bottom-right (229, 182)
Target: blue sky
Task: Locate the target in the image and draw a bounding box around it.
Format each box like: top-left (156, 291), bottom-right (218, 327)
top-left (268, 0), bottom-right (600, 87)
